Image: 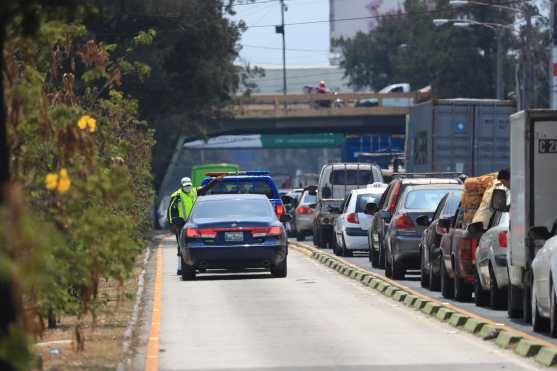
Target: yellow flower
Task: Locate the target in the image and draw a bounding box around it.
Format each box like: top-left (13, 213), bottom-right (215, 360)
top-left (87, 118), bottom-right (97, 133)
top-left (78, 115), bottom-right (97, 133)
top-left (57, 176), bottom-right (71, 193)
top-left (45, 173), bottom-right (58, 190)
top-left (59, 168), bottom-right (68, 178)
top-left (78, 115), bottom-right (89, 129)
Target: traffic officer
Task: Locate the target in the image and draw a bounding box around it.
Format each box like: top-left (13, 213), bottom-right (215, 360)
top-left (168, 175), bottom-right (223, 274)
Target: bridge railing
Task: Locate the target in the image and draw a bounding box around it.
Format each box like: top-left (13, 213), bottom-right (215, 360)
top-left (232, 92), bottom-right (423, 118)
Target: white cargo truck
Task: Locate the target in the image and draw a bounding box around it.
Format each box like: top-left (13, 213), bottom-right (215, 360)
top-left (506, 110), bottom-right (557, 321)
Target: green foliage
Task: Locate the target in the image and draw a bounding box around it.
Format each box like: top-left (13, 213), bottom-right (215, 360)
top-left (338, 0), bottom-right (548, 101)
top-left (2, 15), bottom-right (154, 357)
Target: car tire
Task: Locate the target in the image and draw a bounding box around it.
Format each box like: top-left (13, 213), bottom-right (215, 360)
top-left (385, 249), bottom-right (393, 278)
top-left (420, 247), bottom-right (429, 288)
top-left (550, 284), bottom-right (557, 337)
top-left (523, 280), bottom-right (533, 324)
top-left (508, 283), bottom-right (522, 319)
top-left (532, 283), bottom-right (549, 332)
top-left (341, 235), bottom-right (352, 257)
top-left (271, 259), bottom-right (287, 278)
top-left (391, 254), bottom-right (405, 280)
top-left (318, 228), bottom-right (329, 249)
top-left (332, 234), bottom-right (340, 256)
top-left (180, 259), bottom-right (196, 281)
top-left (441, 259), bottom-right (454, 299)
top-left (378, 237), bottom-right (386, 269)
top-left (454, 275), bottom-right (472, 302)
top-left (489, 265), bottom-right (506, 310)
top-left (474, 273), bottom-right (489, 307)
top-left (369, 238), bottom-right (378, 266)
top-left (312, 226), bottom-right (319, 246)
top-left (429, 260), bottom-right (441, 291)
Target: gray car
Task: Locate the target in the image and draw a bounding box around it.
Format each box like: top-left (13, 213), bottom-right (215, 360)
top-left (474, 211), bottom-right (509, 309)
top-left (384, 184), bottom-right (463, 280)
top-left (293, 189), bottom-right (318, 241)
top-left (532, 234), bottom-right (557, 335)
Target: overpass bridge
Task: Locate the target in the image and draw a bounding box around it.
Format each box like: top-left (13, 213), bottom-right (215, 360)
top-left (191, 91), bottom-right (421, 141)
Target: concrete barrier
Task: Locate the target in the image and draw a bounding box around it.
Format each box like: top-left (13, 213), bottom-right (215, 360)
top-left (514, 339), bottom-right (543, 357)
top-left (495, 331), bottom-right (522, 349)
top-left (535, 347), bottom-right (557, 367)
top-left (436, 307), bottom-right (453, 321)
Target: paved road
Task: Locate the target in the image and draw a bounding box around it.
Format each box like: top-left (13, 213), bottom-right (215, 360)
top-left (157, 239), bottom-right (541, 371)
top-left (295, 239), bottom-right (557, 346)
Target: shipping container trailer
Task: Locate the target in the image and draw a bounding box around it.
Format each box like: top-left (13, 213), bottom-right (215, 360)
top-left (406, 99), bottom-right (515, 176)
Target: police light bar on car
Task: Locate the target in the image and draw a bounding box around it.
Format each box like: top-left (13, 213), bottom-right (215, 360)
top-left (205, 171), bottom-right (269, 177)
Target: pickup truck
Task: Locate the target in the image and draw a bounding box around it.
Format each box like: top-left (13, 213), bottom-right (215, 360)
top-left (438, 205), bottom-right (484, 301)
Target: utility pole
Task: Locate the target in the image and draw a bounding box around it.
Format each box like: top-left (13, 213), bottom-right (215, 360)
top-left (276, 0), bottom-right (287, 110)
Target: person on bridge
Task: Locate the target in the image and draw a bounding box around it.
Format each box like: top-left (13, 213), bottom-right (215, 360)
top-left (168, 176), bottom-right (223, 274)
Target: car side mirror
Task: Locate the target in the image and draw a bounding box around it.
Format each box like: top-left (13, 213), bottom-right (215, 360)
top-left (491, 189), bottom-right (509, 212)
top-left (416, 215), bottom-right (431, 227)
top-left (279, 214), bottom-right (292, 223)
top-left (467, 221), bottom-right (485, 235)
top-left (364, 202), bottom-right (379, 215)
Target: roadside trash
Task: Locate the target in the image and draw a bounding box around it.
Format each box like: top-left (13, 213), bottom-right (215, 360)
top-left (48, 348), bottom-right (61, 356)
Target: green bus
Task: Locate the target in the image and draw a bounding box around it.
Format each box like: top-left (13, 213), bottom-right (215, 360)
top-left (191, 163), bottom-right (240, 187)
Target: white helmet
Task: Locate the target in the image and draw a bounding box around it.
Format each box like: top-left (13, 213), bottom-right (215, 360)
top-left (181, 177), bottom-right (192, 187)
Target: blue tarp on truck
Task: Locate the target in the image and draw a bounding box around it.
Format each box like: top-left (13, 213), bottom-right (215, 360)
top-left (341, 134), bottom-right (405, 168)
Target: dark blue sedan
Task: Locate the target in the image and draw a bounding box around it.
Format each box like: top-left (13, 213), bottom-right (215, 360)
top-left (179, 194), bottom-right (289, 280)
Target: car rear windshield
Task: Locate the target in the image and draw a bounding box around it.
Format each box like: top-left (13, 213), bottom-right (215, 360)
top-left (192, 199), bottom-right (274, 219)
top-left (303, 193), bottom-right (317, 204)
top-left (404, 189), bottom-right (455, 210)
top-left (330, 170), bottom-right (373, 185)
top-left (205, 180), bottom-right (275, 199)
top-left (356, 194), bottom-right (377, 212)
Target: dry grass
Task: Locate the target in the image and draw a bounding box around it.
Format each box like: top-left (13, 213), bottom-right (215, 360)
top-left (33, 254), bottom-right (144, 371)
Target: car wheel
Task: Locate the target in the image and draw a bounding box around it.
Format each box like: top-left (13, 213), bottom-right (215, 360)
top-left (332, 234), bottom-right (340, 256)
top-left (378, 237), bottom-right (386, 269)
top-left (508, 283), bottom-right (522, 319)
top-left (312, 226), bottom-right (319, 246)
top-left (489, 264), bottom-right (506, 310)
top-left (341, 235), bottom-right (352, 257)
top-left (523, 280), bottom-right (532, 324)
top-left (474, 273), bottom-right (489, 307)
top-left (454, 275), bottom-right (472, 302)
top-left (550, 284), bottom-right (557, 337)
top-left (318, 227), bottom-right (329, 249)
top-left (532, 283), bottom-right (549, 332)
top-left (369, 237), bottom-right (378, 266)
top-left (385, 249), bottom-right (393, 278)
top-left (391, 254), bottom-right (405, 280)
top-left (420, 247), bottom-right (429, 288)
top-left (441, 259), bottom-right (454, 299)
top-left (429, 259), bottom-right (441, 291)
top-left (180, 259), bottom-right (196, 281)
top-left (271, 259), bottom-right (287, 278)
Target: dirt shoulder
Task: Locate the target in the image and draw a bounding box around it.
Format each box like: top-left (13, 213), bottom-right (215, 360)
top-left (34, 234), bottom-right (164, 371)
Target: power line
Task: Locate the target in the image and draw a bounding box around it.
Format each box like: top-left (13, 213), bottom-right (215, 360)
top-left (242, 44), bottom-right (329, 53)
top-left (248, 8), bottom-right (450, 28)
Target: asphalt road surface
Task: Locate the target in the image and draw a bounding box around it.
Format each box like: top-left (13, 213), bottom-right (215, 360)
top-left (156, 238), bottom-right (542, 371)
top-left (295, 238), bottom-right (557, 346)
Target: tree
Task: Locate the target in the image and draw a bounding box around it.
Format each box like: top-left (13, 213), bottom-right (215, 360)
top-left (337, 0), bottom-right (526, 99)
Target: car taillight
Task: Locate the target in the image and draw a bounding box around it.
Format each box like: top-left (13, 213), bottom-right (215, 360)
top-left (498, 231), bottom-right (508, 248)
top-left (186, 228), bottom-right (217, 239)
top-left (394, 214), bottom-right (414, 229)
top-left (346, 213), bottom-right (359, 224)
top-left (297, 206), bottom-right (312, 215)
top-left (251, 226), bottom-right (283, 237)
top-left (388, 183), bottom-right (400, 212)
top-left (275, 204), bottom-right (285, 217)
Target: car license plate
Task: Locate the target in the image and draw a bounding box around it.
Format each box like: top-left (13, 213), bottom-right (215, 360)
top-left (225, 232), bottom-right (244, 242)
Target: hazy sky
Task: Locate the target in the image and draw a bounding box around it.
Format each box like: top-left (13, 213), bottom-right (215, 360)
top-left (230, 0), bottom-right (331, 66)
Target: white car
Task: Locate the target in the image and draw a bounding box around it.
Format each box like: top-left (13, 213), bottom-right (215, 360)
top-left (531, 233), bottom-right (557, 335)
top-left (332, 188), bottom-right (385, 256)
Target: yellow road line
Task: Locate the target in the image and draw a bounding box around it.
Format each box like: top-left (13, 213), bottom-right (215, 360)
top-left (145, 239), bottom-right (164, 371)
top-left (291, 241), bottom-right (557, 350)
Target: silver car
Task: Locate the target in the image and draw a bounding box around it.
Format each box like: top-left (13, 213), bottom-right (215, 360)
top-left (532, 234), bottom-right (557, 336)
top-left (474, 211), bottom-right (509, 309)
top-left (332, 188), bottom-right (383, 256)
top-left (293, 189), bottom-right (318, 241)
